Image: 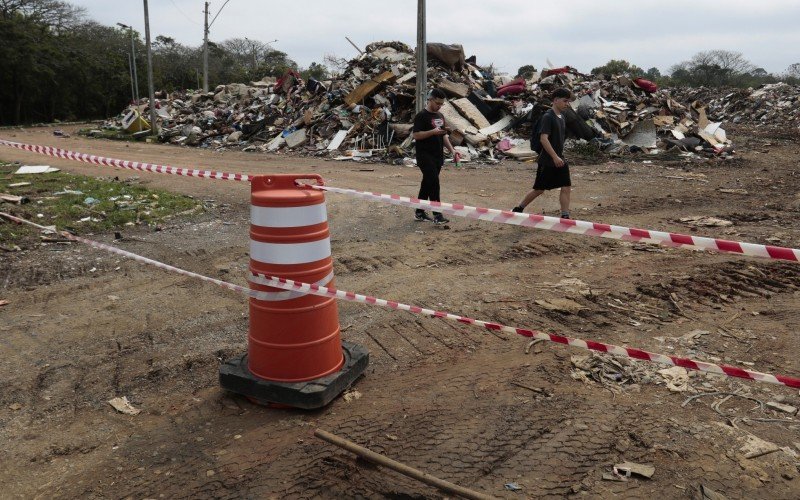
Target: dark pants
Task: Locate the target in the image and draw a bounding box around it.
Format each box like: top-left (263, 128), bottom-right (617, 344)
top-left (417, 159), bottom-right (442, 215)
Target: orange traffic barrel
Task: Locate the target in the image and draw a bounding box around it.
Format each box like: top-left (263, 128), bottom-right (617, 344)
top-left (248, 173), bottom-right (342, 381)
top-left (220, 174), bottom-right (368, 409)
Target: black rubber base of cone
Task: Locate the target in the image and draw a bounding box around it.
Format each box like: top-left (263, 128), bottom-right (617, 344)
top-left (219, 342), bottom-right (369, 410)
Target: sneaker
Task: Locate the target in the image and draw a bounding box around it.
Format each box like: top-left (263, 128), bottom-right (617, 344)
top-left (415, 210), bottom-right (433, 222)
top-left (433, 214), bottom-right (450, 224)
top-left (560, 212), bottom-right (570, 219)
top-left (512, 206), bottom-right (524, 213)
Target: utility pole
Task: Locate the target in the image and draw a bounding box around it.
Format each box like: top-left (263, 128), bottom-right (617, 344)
top-left (203, 0), bottom-right (232, 93)
top-left (203, 1), bottom-right (209, 92)
top-left (415, 0), bottom-right (427, 113)
top-left (143, 0), bottom-right (157, 135)
top-left (117, 23), bottom-right (139, 103)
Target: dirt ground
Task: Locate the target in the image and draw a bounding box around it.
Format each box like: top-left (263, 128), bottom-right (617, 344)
top-left (2, 125), bottom-right (800, 499)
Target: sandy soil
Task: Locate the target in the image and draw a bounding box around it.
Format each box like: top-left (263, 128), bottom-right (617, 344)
top-left (1, 125), bottom-right (800, 499)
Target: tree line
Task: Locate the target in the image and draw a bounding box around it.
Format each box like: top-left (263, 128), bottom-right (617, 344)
top-left (3, 1), bottom-right (799, 126)
top-left (519, 51), bottom-right (800, 88)
top-left (0, 0), bottom-right (328, 126)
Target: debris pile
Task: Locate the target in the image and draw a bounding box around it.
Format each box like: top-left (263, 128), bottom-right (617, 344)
top-left (98, 41), bottom-right (747, 163)
top-left (670, 82), bottom-right (800, 131)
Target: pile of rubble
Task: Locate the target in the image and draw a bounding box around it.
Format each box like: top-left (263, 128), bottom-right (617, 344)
top-left (98, 41), bottom-right (744, 164)
top-left (670, 82), bottom-right (800, 131)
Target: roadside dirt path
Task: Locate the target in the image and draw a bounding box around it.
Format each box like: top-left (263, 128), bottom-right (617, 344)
top-left (2, 126), bottom-right (800, 498)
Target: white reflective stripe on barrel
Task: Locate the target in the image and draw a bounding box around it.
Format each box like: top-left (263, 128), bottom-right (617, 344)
top-left (250, 238), bottom-right (331, 265)
top-left (249, 270), bottom-right (334, 301)
top-left (251, 203), bottom-right (327, 228)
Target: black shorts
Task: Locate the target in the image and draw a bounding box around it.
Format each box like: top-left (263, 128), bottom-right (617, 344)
top-left (533, 161), bottom-right (571, 190)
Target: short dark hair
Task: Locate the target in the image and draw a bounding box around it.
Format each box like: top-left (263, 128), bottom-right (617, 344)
top-left (428, 88), bottom-right (446, 100)
top-left (552, 87), bottom-right (571, 99)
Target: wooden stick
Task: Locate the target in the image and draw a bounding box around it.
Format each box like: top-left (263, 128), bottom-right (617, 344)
top-left (510, 381), bottom-right (544, 393)
top-left (314, 429), bottom-right (496, 500)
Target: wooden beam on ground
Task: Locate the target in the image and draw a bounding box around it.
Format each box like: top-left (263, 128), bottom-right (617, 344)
top-left (314, 429), bottom-right (497, 500)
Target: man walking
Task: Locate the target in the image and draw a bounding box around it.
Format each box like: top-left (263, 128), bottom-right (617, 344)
top-left (412, 88), bottom-right (460, 224)
top-left (512, 87), bottom-right (573, 219)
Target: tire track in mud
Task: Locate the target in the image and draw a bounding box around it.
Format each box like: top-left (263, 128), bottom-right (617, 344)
top-left (333, 237), bottom-right (585, 277)
top-left (22, 314), bottom-right (800, 500)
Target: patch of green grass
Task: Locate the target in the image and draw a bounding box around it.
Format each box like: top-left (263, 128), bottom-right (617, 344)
top-left (0, 161), bottom-right (201, 248)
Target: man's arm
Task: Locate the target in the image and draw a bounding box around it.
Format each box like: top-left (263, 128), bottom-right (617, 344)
top-left (413, 128), bottom-right (447, 140)
top-left (540, 133), bottom-right (565, 167)
top-left (443, 134), bottom-right (456, 156)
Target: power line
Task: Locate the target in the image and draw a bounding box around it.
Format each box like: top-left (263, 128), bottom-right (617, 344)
top-left (168, 0), bottom-right (201, 25)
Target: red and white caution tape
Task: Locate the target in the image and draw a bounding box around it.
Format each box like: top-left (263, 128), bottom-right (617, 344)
top-left (4, 137), bottom-right (799, 263)
top-left (4, 210), bottom-right (799, 390)
top-left (307, 184), bottom-right (800, 263)
top-left (0, 138), bottom-right (251, 182)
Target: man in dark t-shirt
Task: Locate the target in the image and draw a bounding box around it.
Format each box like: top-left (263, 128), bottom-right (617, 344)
top-left (512, 87), bottom-right (573, 219)
top-left (412, 88), bottom-right (460, 224)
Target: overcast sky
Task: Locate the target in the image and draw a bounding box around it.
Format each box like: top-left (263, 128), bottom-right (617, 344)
top-left (69, 0), bottom-right (800, 76)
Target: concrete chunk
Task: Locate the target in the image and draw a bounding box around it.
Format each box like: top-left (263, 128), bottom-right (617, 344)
top-left (285, 128), bottom-right (308, 148)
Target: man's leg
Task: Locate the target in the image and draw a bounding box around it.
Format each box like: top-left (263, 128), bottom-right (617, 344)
top-left (559, 186), bottom-right (571, 218)
top-left (415, 161), bottom-right (438, 221)
top-left (430, 164), bottom-right (443, 217)
top-left (515, 189), bottom-right (545, 211)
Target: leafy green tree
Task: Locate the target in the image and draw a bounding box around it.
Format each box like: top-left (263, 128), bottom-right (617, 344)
top-left (590, 59), bottom-right (643, 77)
top-left (152, 35), bottom-right (200, 91)
top-left (644, 67), bottom-right (661, 80)
top-left (260, 48), bottom-right (298, 78)
top-left (301, 62), bottom-right (328, 81)
top-left (0, 1), bottom-right (307, 124)
top-left (668, 50), bottom-right (757, 87)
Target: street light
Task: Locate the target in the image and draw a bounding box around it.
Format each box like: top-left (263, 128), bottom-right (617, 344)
top-left (117, 22), bottom-right (139, 104)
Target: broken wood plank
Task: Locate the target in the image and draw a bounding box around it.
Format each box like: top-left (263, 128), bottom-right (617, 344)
top-left (438, 79), bottom-right (470, 98)
top-left (1, 193), bottom-right (28, 204)
top-left (451, 98), bottom-right (491, 129)
top-left (345, 71), bottom-right (397, 106)
top-left (396, 71), bottom-right (416, 84)
top-left (438, 101), bottom-right (488, 146)
top-left (314, 429), bottom-right (496, 500)
top-left (327, 130), bottom-right (349, 150)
